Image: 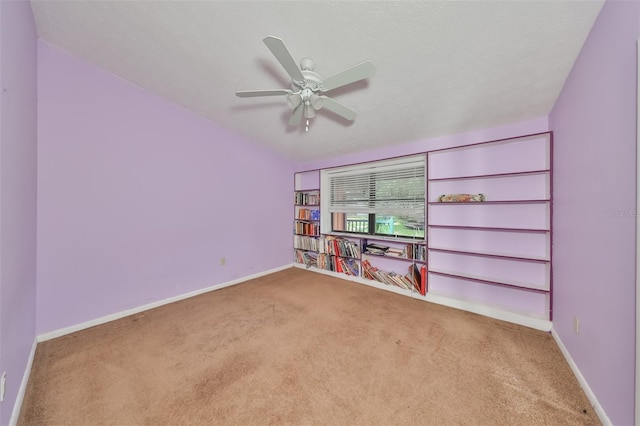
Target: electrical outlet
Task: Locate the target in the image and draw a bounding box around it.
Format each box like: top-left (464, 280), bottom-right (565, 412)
top-left (1, 371), bottom-right (6, 402)
top-left (573, 317), bottom-right (580, 335)
top-left (220, 257), bottom-right (226, 266)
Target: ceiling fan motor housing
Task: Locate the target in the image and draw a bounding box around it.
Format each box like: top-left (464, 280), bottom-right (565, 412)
top-left (288, 68), bottom-right (325, 110)
top-left (293, 69), bottom-right (322, 92)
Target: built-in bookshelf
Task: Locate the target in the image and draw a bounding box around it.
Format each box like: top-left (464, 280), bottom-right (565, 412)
top-left (293, 132), bottom-right (552, 331)
top-left (426, 132), bottom-right (552, 327)
top-left (293, 197), bottom-right (320, 261)
top-left (293, 169), bottom-right (425, 291)
top-left (293, 171), bottom-right (322, 270)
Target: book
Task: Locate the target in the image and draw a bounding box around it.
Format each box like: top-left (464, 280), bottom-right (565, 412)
top-left (408, 264), bottom-right (421, 292)
top-left (366, 243), bottom-right (389, 251)
top-left (386, 248), bottom-right (405, 257)
top-left (365, 243), bottom-right (390, 255)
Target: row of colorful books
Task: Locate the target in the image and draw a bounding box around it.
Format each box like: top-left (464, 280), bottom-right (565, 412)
top-left (294, 192), bottom-right (319, 206)
top-left (317, 253), bottom-right (360, 276)
top-left (294, 235), bottom-right (320, 251)
top-left (295, 248), bottom-right (427, 295)
top-left (296, 208), bottom-right (320, 221)
top-left (322, 236), bottom-right (361, 258)
top-left (293, 235), bottom-right (361, 258)
top-left (294, 221), bottom-right (320, 236)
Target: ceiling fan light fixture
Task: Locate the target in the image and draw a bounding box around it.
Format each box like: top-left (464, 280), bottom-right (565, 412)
top-left (304, 104), bottom-right (316, 119)
top-left (286, 93), bottom-right (301, 109)
top-left (310, 94), bottom-right (325, 110)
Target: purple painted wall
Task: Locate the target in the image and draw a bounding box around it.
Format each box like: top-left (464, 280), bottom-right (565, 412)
top-left (0, 0), bottom-right (38, 424)
top-left (549, 0), bottom-right (639, 424)
top-left (296, 117), bottom-right (548, 171)
top-left (36, 41), bottom-right (294, 335)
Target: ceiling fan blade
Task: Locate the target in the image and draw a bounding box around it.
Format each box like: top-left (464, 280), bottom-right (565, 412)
top-left (263, 36), bottom-right (305, 84)
top-left (320, 61), bottom-right (376, 92)
top-left (236, 89), bottom-right (291, 98)
top-left (288, 104), bottom-right (304, 126)
top-left (319, 97), bottom-right (357, 121)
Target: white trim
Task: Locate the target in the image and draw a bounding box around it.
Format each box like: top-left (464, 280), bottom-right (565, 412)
top-left (552, 329), bottom-right (611, 425)
top-left (293, 263), bottom-right (552, 331)
top-left (37, 265), bottom-right (291, 342)
top-left (422, 292), bottom-right (551, 331)
top-left (9, 338), bottom-right (37, 426)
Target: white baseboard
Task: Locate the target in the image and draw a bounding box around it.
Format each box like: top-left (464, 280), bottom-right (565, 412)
top-left (37, 264), bottom-right (291, 342)
top-left (294, 263), bottom-right (552, 331)
top-left (9, 337), bottom-right (37, 426)
top-left (551, 329), bottom-right (611, 425)
top-left (423, 292), bottom-right (552, 331)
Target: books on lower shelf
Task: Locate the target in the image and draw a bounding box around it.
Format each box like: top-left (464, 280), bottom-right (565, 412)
top-left (317, 253), bottom-right (360, 276)
top-left (362, 259), bottom-right (427, 294)
top-left (295, 249), bottom-right (318, 269)
top-left (294, 236), bottom-right (360, 276)
top-left (294, 234), bottom-right (427, 293)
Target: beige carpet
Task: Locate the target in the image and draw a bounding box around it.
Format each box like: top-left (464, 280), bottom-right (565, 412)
top-left (19, 267), bottom-right (599, 425)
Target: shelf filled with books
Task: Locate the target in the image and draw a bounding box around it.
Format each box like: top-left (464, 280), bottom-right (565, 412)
top-left (294, 220), bottom-right (320, 236)
top-left (317, 236), bottom-right (361, 277)
top-left (361, 238), bottom-right (427, 295)
top-left (294, 249), bottom-right (318, 269)
top-left (293, 181), bottom-right (322, 270)
top-left (295, 191), bottom-right (319, 206)
top-left (317, 253), bottom-right (360, 276)
top-left (294, 188), bottom-right (320, 237)
top-left (362, 258), bottom-right (426, 295)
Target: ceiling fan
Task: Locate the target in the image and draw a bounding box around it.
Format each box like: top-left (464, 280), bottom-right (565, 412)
top-left (236, 36), bottom-right (375, 129)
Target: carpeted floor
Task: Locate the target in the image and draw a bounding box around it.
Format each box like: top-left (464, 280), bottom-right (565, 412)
top-left (19, 267), bottom-right (600, 425)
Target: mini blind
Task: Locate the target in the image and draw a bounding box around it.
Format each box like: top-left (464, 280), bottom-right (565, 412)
top-left (326, 156), bottom-right (425, 215)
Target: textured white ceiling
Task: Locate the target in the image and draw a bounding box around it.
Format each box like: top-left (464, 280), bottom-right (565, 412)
top-left (29, 1), bottom-right (604, 162)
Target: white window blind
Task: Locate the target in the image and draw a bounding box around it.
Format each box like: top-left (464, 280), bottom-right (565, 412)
top-left (325, 156), bottom-right (426, 215)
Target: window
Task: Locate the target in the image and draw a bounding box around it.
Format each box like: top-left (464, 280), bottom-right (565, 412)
top-left (321, 155), bottom-right (425, 239)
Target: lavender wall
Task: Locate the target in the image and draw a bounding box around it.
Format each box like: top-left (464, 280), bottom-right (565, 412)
top-left (36, 41), bottom-right (294, 335)
top-left (549, 0), bottom-right (639, 424)
top-left (0, 0), bottom-right (38, 424)
top-left (296, 117), bottom-right (548, 172)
